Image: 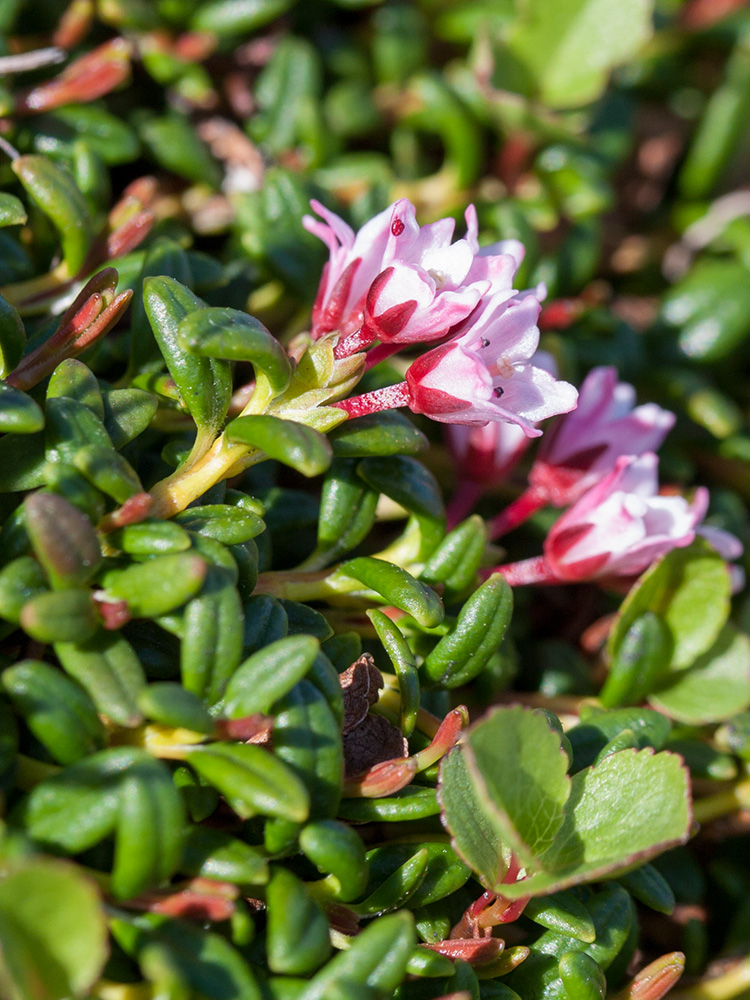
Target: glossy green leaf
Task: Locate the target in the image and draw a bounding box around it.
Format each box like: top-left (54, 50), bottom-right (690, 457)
top-left (101, 552), bottom-right (208, 618)
top-left (422, 574), bottom-right (513, 688)
top-left (600, 612), bottom-right (672, 707)
top-left (357, 456), bottom-right (445, 559)
top-left (224, 634), bottom-right (319, 717)
top-left (266, 868), bottom-right (331, 975)
top-left (0, 193), bottom-right (27, 228)
top-left (12, 155), bottom-right (93, 273)
top-left (273, 679), bottom-right (343, 820)
top-left (55, 632), bottom-right (146, 727)
top-left (329, 411), bottom-right (427, 458)
top-left (143, 277), bottom-right (232, 435)
top-left (299, 912), bottom-right (415, 1000)
top-left (0, 383), bottom-right (43, 434)
top-left (178, 307), bottom-right (291, 396)
top-left (0, 294), bottom-right (25, 378)
top-left (186, 743), bottom-right (310, 822)
top-left (607, 539), bottom-right (730, 672)
top-left (137, 682), bottom-right (214, 734)
top-left (180, 825), bottom-right (268, 886)
top-left (663, 258), bottom-right (750, 361)
top-left (0, 859), bottom-right (107, 1000)
top-left (299, 820), bottom-right (369, 901)
top-left (648, 625), bottom-right (750, 724)
top-left (20, 589), bottom-right (99, 644)
top-left (225, 414), bottom-right (332, 478)
top-left (3, 660), bottom-right (105, 765)
top-left (507, 0), bottom-right (654, 108)
top-left (335, 556), bottom-right (444, 628)
top-left (367, 608), bottom-right (419, 736)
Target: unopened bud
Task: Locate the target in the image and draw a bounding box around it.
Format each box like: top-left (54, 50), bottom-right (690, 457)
top-left (612, 953), bottom-right (685, 1000)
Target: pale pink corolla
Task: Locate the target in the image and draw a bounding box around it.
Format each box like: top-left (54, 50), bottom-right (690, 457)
top-left (544, 453), bottom-right (707, 582)
top-left (530, 366), bottom-right (675, 506)
top-left (446, 351), bottom-right (559, 485)
top-left (304, 199), bottom-right (521, 346)
top-left (405, 291), bottom-right (577, 433)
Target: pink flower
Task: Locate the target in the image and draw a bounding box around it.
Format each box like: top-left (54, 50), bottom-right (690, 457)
top-left (446, 351), bottom-right (559, 485)
top-left (404, 291), bottom-right (577, 433)
top-left (530, 366), bottom-right (675, 506)
top-left (544, 453), bottom-right (707, 582)
top-left (303, 199), bottom-right (394, 340)
top-left (303, 199), bottom-right (521, 347)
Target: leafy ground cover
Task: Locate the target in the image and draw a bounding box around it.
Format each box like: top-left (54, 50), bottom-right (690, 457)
top-left (1, 1), bottom-right (750, 999)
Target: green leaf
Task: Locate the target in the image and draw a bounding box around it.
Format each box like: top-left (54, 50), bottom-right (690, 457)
top-left (0, 193), bottom-right (27, 228)
top-left (600, 612), bottom-right (673, 707)
top-left (2, 660), bottom-right (105, 765)
top-left (461, 706), bottom-right (571, 867)
top-left (335, 556), bottom-right (444, 628)
top-left (225, 414), bottom-right (332, 478)
top-left (55, 632), bottom-right (146, 727)
top-left (186, 743), bottom-right (310, 822)
top-left (607, 539), bottom-right (730, 672)
top-left (178, 307), bottom-right (292, 396)
top-left (421, 516), bottom-right (486, 596)
top-left (12, 155), bottom-right (93, 274)
top-left (0, 859), bottom-right (107, 1000)
top-left (299, 820), bottom-right (369, 902)
top-left (648, 625), bottom-right (750, 724)
top-left (191, 0), bottom-right (295, 36)
top-left (143, 277), bottom-right (232, 436)
top-left (305, 459), bottom-right (378, 569)
top-left (299, 912), bottom-right (415, 1000)
top-left (180, 825), bottom-right (269, 886)
top-left (329, 411), bottom-right (427, 458)
top-left (422, 574), bottom-right (513, 689)
top-left (266, 868), bottom-right (331, 975)
top-left (507, 0), bottom-right (654, 108)
top-left (0, 383), bottom-right (43, 434)
top-left (110, 754), bottom-right (186, 900)
top-left (223, 634), bottom-right (319, 717)
top-left (440, 707), bottom-right (691, 898)
top-left (101, 552), bottom-right (208, 618)
top-left (367, 608), bottom-right (419, 737)
top-left (0, 294), bottom-right (25, 378)
top-left (357, 456), bottom-right (445, 560)
top-left (273, 679), bottom-right (343, 820)
top-left (663, 259), bottom-right (750, 361)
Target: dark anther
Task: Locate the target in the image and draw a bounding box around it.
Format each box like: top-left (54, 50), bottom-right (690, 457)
top-left (391, 219), bottom-right (405, 236)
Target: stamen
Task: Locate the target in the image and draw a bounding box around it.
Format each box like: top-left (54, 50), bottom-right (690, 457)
top-left (494, 386), bottom-right (505, 398)
top-left (391, 219), bottom-right (405, 236)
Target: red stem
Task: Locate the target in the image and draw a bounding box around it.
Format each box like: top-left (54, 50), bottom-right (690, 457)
top-left (488, 555), bottom-right (559, 586)
top-left (332, 381), bottom-right (411, 418)
top-left (488, 485), bottom-right (548, 540)
top-left (364, 341), bottom-right (403, 370)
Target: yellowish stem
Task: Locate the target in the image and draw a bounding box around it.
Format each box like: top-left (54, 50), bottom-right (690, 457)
top-left (670, 958), bottom-right (750, 1000)
top-left (148, 436), bottom-right (256, 519)
top-left (692, 778), bottom-right (750, 825)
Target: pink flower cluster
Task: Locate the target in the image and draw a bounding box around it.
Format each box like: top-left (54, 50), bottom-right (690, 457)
top-left (304, 198), bottom-right (577, 436)
top-left (306, 197), bottom-right (742, 589)
top-left (474, 368), bottom-right (743, 588)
